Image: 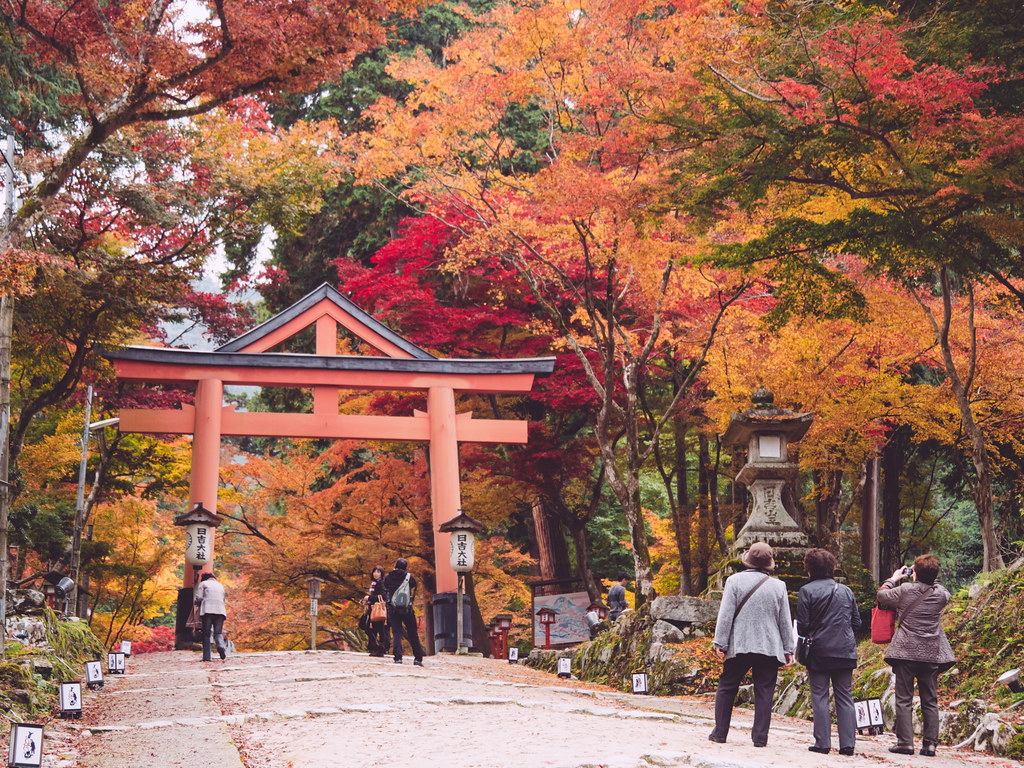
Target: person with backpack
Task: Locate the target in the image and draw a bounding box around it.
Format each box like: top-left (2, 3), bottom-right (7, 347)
top-left (383, 557), bottom-right (424, 666)
top-left (708, 542), bottom-right (794, 748)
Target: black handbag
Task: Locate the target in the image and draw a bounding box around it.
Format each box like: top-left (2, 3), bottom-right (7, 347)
top-left (797, 584), bottom-right (837, 666)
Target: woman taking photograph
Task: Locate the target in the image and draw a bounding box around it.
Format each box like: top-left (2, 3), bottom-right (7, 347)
top-left (877, 554), bottom-right (955, 757)
top-left (796, 549), bottom-right (861, 755)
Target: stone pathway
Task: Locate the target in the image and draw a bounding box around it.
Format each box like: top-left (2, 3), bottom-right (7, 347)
top-left (47, 650), bottom-right (1019, 768)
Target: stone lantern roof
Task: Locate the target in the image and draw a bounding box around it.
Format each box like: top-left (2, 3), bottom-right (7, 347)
top-left (721, 388), bottom-right (813, 447)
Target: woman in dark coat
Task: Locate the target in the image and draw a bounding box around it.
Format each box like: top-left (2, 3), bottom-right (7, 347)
top-left (877, 553), bottom-right (955, 757)
top-left (796, 548), bottom-right (861, 756)
top-left (365, 566), bottom-right (389, 657)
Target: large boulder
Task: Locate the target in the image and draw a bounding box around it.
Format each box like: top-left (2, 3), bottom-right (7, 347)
top-left (649, 596), bottom-right (720, 625)
top-left (8, 589), bottom-right (47, 615)
top-left (651, 620), bottom-right (687, 645)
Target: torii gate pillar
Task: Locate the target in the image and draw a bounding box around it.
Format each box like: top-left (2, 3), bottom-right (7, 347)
top-left (428, 386), bottom-right (461, 594)
top-left (187, 378), bottom-right (223, 588)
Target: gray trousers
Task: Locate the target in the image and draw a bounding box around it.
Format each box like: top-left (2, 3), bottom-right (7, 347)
top-left (808, 667), bottom-right (856, 750)
top-left (892, 660), bottom-right (940, 746)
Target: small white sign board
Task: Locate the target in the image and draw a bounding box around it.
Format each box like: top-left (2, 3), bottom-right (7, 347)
top-left (855, 700), bottom-right (870, 729)
top-left (120, 640), bottom-right (132, 657)
top-left (508, 647), bottom-right (519, 663)
top-left (107, 652), bottom-right (125, 674)
top-left (85, 661), bottom-right (103, 684)
top-left (631, 673), bottom-right (649, 694)
top-left (557, 657), bottom-right (572, 678)
top-left (8, 723), bottom-right (44, 767)
top-left (59, 682), bottom-right (82, 713)
top-left (868, 698), bottom-right (884, 727)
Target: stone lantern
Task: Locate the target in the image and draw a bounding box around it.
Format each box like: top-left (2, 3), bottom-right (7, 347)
top-left (721, 388), bottom-right (812, 549)
top-left (438, 510), bottom-right (486, 654)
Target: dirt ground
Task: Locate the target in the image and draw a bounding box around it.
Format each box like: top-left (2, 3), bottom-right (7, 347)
top-left (20, 649), bottom-right (1022, 768)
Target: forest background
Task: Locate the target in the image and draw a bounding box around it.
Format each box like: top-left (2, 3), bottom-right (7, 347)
top-left (0, 0), bottom-right (1022, 653)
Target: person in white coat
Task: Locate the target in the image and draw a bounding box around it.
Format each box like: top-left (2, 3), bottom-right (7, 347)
top-left (194, 572), bottom-right (227, 661)
top-left (708, 542), bottom-right (794, 747)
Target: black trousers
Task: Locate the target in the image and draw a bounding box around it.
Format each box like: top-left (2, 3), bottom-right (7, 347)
top-left (710, 653), bottom-right (781, 745)
top-left (892, 660), bottom-right (940, 746)
top-left (368, 620), bottom-right (389, 656)
top-left (388, 606), bottom-right (424, 662)
top-left (201, 613), bottom-right (226, 661)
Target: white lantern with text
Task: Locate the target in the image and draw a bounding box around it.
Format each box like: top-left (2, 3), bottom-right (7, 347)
top-left (450, 531), bottom-right (475, 573)
top-left (184, 524), bottom-right (213, 566)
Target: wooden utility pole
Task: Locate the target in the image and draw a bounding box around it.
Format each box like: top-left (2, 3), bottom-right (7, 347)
top-left (861, 457), bottom-right (881, 582)
top-left (68, 385), bottom-right (93, 618)
top-left (1, 132), bottom-right (16, 660)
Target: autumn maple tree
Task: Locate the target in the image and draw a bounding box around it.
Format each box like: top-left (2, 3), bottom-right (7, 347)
top-left (347, 0), bottom-right (762, 603)
top-left (664, 6), bottom-right (1024, 571)
top-left (0, 0), bottom-right (420, 254)
top-left (336, 211), bottom-right (610, 599)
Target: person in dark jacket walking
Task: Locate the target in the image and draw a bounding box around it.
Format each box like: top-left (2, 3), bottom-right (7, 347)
top-left (383, 557), bottom-right (424, 666)
top-left (797, 548), bottom-right (861, 756)
top-left (607, 572), bottom-right (629, 621)
top-left (877, 554), bottom-right (955, 757)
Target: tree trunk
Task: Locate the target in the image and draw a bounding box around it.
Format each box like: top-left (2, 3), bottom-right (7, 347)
top-left (814, 469), bottom-right (843, 555)
top-left (709, 437), bottom-right (728, 556)
top-left (531, 496), bottom-right (571, 583)
top-left (670, 419), bottom-right (693, 595)
top-left (881, 426), bottom-right (908, 575)
top-left (861, 457), bottom-right (881, 582)
top-left (569, 521), bottom-right (602, 604)
top-left (924, 272), bottom-right (1004, 572)
top-left (695, 433), bottom-right (712, 593)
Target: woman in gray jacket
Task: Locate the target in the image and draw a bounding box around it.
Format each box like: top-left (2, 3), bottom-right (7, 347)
top-left (709, 542), bottom-right (794, 747)
top-left (797, 549), bottom-right (861, 755)
top-left (876, 554), bottom-right (956, 757)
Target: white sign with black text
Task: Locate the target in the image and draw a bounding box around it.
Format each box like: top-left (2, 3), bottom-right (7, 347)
top-left (557, 657), bottom-right (572, 678)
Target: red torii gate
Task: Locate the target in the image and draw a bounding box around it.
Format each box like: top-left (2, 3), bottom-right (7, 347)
top-left (105, 284), bottom-right (554, 645)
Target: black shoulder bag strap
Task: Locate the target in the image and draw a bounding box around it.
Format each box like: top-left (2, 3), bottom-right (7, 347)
top-left (725, 573), bottom-right (771, 648)
top-left (806, 584), bottom-right (838, 641)
top-left (895, 584), bottom-right (936, 633)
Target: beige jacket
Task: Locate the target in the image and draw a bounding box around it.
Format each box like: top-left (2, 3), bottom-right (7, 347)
top-left (194, 579), bottom-right (227, 617)
top-left (876, 580), bottom-right (955, 666)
